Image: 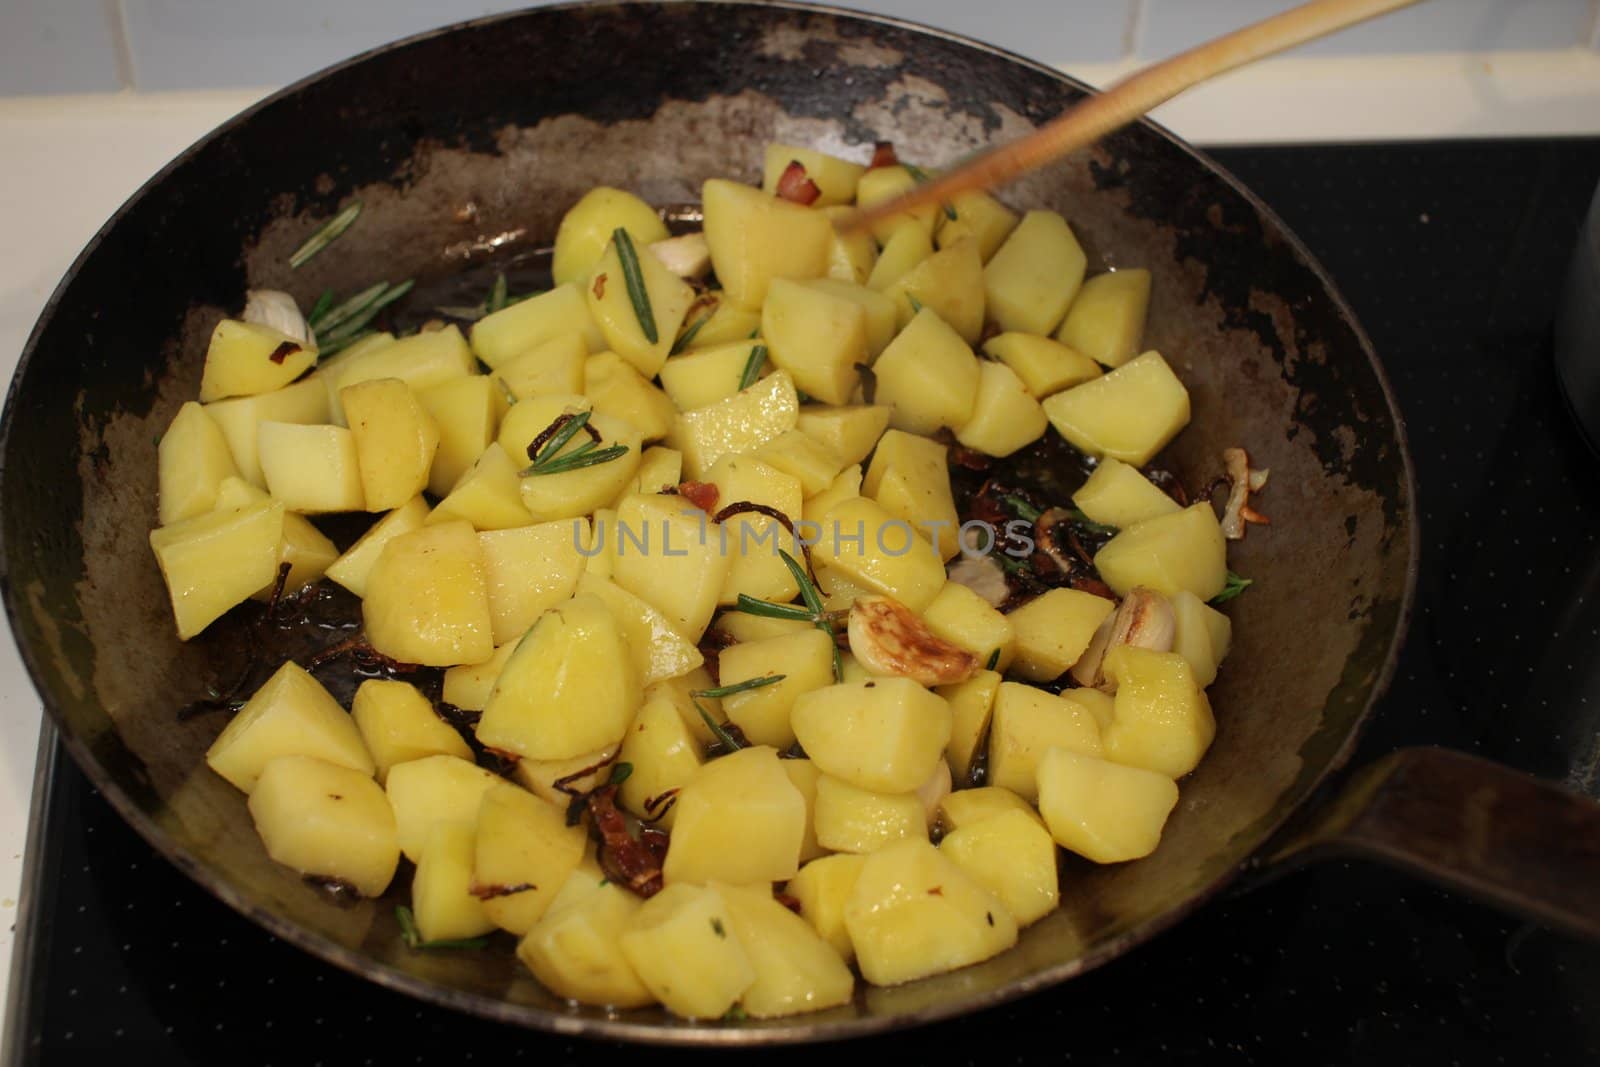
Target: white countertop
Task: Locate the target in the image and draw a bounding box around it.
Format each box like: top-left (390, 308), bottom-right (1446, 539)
top-left (0, 50), bottom-right (1597, 1036)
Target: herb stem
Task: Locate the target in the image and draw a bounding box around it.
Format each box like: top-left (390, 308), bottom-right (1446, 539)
top-left (613, 228), bottom-right (658, 344)
top-left (692, 675), bottom-right (786, 699)
top-left (694, 698), bottom-right (746, 752)
top-left (290, 201), bottom-right (362, 269)
top-left (739, 344), bottom-right (767, 390)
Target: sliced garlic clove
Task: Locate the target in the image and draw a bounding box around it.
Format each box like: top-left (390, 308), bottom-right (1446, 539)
top-left (242, 289), bottom-right (311, 345)
top-left (947, 555), bottom-right (1009, 607)
top-left (1071, 586), bottom-right (1175, 691)
top-left (648, 232), bottom-right (711, 280)
top-left (847, 594), bottom-right (979, 687)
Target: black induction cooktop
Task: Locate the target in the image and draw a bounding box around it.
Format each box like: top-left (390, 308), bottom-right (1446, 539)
top-left (7, 139), bottom-right (1600, 1066)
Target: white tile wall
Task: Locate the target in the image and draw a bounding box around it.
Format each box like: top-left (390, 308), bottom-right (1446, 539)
top-left (0, 0), bottom-right (124, 95)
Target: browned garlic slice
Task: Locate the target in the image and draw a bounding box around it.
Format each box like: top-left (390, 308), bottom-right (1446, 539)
top-left (1069, 586), bottom-right (1176, 690)
top-left (1220, 446), bottom-right (1271, 540)
top-left (649, 232), bottom-right (711, 279)
top-left (847, 595), bottom-right (979, 687)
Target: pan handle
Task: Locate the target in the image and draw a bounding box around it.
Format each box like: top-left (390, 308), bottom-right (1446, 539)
top-left (1260, 747), bottom-right (1600, 940)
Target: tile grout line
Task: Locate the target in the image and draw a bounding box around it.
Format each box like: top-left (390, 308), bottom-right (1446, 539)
top-left (104, 0), bottom-right (137, 92)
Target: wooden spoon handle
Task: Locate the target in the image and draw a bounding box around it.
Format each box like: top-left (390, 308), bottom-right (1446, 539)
top-left (842, 0), bottom-right (1423, 233)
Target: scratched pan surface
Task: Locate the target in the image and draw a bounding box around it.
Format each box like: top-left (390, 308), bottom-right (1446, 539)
top-left (0, 0), bottom-right (1413, 1044)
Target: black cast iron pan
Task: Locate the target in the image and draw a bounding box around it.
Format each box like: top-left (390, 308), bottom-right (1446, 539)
top-left (2, 0), bottom-right (1597, 1045)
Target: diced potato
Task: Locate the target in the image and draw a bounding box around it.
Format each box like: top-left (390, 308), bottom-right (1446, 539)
top-left (669, 368), bottom-right (800, 480)
top-left (988, 682), bottom-right (1103, 802)
top-left (323, 495), bottom-right (429, 597)
top-left (552, 186), bottom-right (670, 287)
top-left (786, 853), bottom-right (867, 961)
top-left (781, 758), bottom-right (826, 863)
top-left (708, 452), bottom-right (803, 520)
top-left (761, 144), bottom-right (866, 206)
top-left (473, 781), bottom-right (588, 935)
top-left (198, 319), bottom-right (316, 403)
top-left (802, 464), bottom-right (863, 529)
top-left (936, 669), bottom-right (1001, 782)
top-left (813, 774), bottom-right (926, 854)
top-left (519, 414), bottom-right (644, 523)
top-left (939, 808), bottom-right (1058, 927)
top-left (585, 237), bottom-right (695, 379)
top-left (494, 332), bottom-right (589, 406)
top-left (1057, 268), bottom-right (1151, 368)
top-left (1041, 350), bottom-right (1190, 467)
top-left (982, 210), bottom-right (1087, 336)
top-left (936, 191), bottom-right (1019, 261)
top-left (800, 279), bottom-right (897, 359)
top-left (384, 753), bottom-right (501, 862)
top-left (247, 755), bottom-right (397, 897)
top-left (922, 583), bottom-right (1015, 672)
top-left (513, 744), bottom-right (619, 807)
top-left (821, 205), bottom-right (878, 284)
top-left (150, 498), bottom-right (285, 640)
top-left (1036, 748), bottom-right (1178, 863)
top-left (323, 326), bottom-right (476, 424)
top-left (477, 593), bottom-right (641, 760)
top-left (586, 507), bottom-right (619, 579)
top-left (811, 496), bottom-right (947, 612)
top-left (676, 294), bottom-right (763, 351)
top-left (1073, 456), bottom-right (1180, 529)
top-left (719, 629), bottom-right (838, 749)
top-left (351, 678), bottom-right (471, 783)
top-left (478, 521), bottom-right (590, 645)
top-left (619, 883), bottom-right (754, 1018)
top-left (1071, 686), bottom-right (1117, 730)
top-left (791, 678), bottom-right (952, 794)
top-left (205, 660), bottom-right (372, 793)
top-left (718, 882), bottom-right (855, 1017)
top-left (844, 839), bottom-right (1017, 986)
top-left (363, 520), bottom-right (495, 667)
top-left (257, 422), bottom-right (364, 513)
top-left (412, 820), bottom-right (496, 942)
top-left (954, 360), bottom-right (1048, 458)
top-left (1102, 646), bottom-right (1215, 777)
top-left (702, 178), bottom-right (831, 308)
top-left (936, 786), bottom-right (1041, 832)
top-left (1170, 589), bottom-right (1232, 686)
top-left (471, 284), bottom-right (604, 368)
top-left (586, 352), bottom-right (677, 440)
top-left (871, 307), bottom-right (980, 435)
top-left (865, 223), bottom-right (933, 291)
top-left (426, 443), bottom-right (533, 530)
top-left (884, 238), bottom-right (985, 343)
top-left (663, 746), bottom-right (806, 886)
top-left (715, 611), bottom-right (812, 644)
top-left (496, 392), bottom-right (593, 461)
top-left (614, 445), bottom-right (683, 504)
top-left (441, 641), bottom-right (515, 712)
top-left (855, 165), bottom-right (939, 244)
top-left (762, 279), bottom-right (867, 405)
top-left (158, 401), bottom-right (240, 524)
top-left (645, 666), bottom-right (726, 748)
top-left (518, 856), bottom-right (655, 1008)
top-left (417, 375), bottom-right (496, 497)
top-left (863, 429), bottom-right (960, 560)
top-left (1093, 502), bottom-right (1227, 600)
top-left (755, 430), bottom-right (847, 497)
top-left (256, 510), bottom-right (338, 601)
top-left (340, 378), bottom-right (440, 511)
top-left (982, 332), bottom-right (1103, 398)
top-left (796, 405), bottom-right (891, 468)
top-left (659, 341), bottom-right (761, 412)
top-left (574, 573), bottom-right (704, 686)
top-left (205, 376), bottom-right (330, 487)
top-left (616, 693), bottom-right (703, 831)
top-left (1007, 588), bottom-right (1116, 682)
top-left (613, 493), bottom-right (732, 639)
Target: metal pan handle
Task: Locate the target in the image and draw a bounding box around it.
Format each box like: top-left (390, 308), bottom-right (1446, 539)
top-left (1260, 747), bottom-right (1600, 940)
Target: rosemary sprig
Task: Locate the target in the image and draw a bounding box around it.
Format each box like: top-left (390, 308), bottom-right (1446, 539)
top-left (739, 344), bottom-right (767, 390)
top-left (307, 289), bottom-right (335, 326)
top-left (1000, 493), bottom-right (1041, 522)
top-left (436, 303), bottom-right (487, 321)
top-left (530, 410), bottom-right (594, 466)
top-left (524, 443), bottom-right (629, 478)
top-left (613, 228), bottom-right (657, 344)
top-left (986, 649), bottom-right (1001, 671)
top-left (692, 675), bottom-right (786, 699)
top-left (314, 279), bottom-right (415, 347)
top-left (608, 761), bottom-right (633, 786)
top-left (778, 549), bottom-right (844, 682)
top-left (733, 595), bottom-right (816, 621)
top-left (1210, 570), bottom-right (1253, 605)
top-left (396, 905), bottom-right (489, 951)
top-left (319, 328), bottom-right (376, 357)
top-left (694, 698), bottom-right (746, 752)
top-left (488, 272), bottom-right (509, 314)
top-left (670, 312), bottom-right (710, 355)
top-left (1065, 508), bottom-right (1119, 537)
top-left (315, 282), bottom-right (387, 335)
top-left (290, 201), bottom-right (362, 269)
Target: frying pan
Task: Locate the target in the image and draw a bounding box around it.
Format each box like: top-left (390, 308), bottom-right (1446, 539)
top-left (1, 0), bottom-right (1596, 1045)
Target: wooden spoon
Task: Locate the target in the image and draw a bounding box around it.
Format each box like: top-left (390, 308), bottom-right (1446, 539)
top-left (842, 0), bottom-right (1424, 233)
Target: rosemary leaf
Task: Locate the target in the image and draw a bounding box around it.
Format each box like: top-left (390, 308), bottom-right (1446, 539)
top-left (317, 279), bottom-right (415, 346)
top-left (435, 303), bottom-right (488, 321)
top-left (530, 411), bottom-right (593, 467)
top-left (999, 493), bottom-right (1042, 523)
top-left (1065, 508), bottom-right (1119, 537)
top-left (609, 761), bottom-right (633, 786)
top-left (396, 904), bottom-right (422, 948)
top-left (907, 294), bottom-right (924, 315)
top-left (314, 282), bottom-right (387, 335)
top-left (732, 596), bottom-right (816, 621)
top-left (290, 200), bottom-right (362, 269)
top-left (307, 289), bottom-right (335, 326)
top-left (1210, 570), bottom-right (1253, 605)
top-left (613, 228), bottom-right (658, 344)
top-left (318, 328), bottom-right (376, 357)
top-left (692, 674), bottom-right (786, 699)
top-left (739, 344), bottom-right (767, 390)
top-left (694, 698), bottom-right (746, 753)
top-left (488, 272), bottom-right (509, 314)
top-left (669, 312), bottom-right (709, 355)
top-left (779, 549), bottom-right (825, 617)
top-left (986, 648), bottom-right (1001, 671)
top-left (495, 377), bottom-right (518, 407)
top-left (523, 444), bottom-right (629, 478)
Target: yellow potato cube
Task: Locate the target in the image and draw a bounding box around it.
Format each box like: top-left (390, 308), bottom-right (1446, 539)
top-left (863, 429), bottom-right (960, 560)
top-left (519, 414), bottom-right (644, 522)
top-left (884, 237), bottom-right (985, 343)
top-left (585, 351), bottom-right (677, 440)
top-left (150, 498), bottom-right (285, 640)
top-left (206, 660), bottom-right (373, 793)
top-left (552, 186), bottom-right (670, 287)
top-left (1102, 646), bottom-right (1216, 777)
top-left (513, 744), bottom-right (619, 807)
top-left (416, 374), bottom-right (496, 498)
top-left (574, 573), bottom-right (704, 687)
top-left (989, 682), bottom-right (1103, 801)
top-left (1073, 456), bottom-right (1181, 528)
top-left (799, 278), bottom-right (897, 358)
top-left (471, 284), bottom-right (604, 369)
top-left (718, 882), bottom-right (855, 1016)
top-left (384, 753), bottom-right (501, 863)
top-left (496, 392), bottom-right (592, 462)
top-left (812, 496), bottom-right (947, 612)
top-left (719, 629), bottom-right (838, 749)
top-left (477, 593), bottom-right (641, 760)
top-left (936, 669), bottom-right (1001, 782)
top-left (791, 678), bottom-right (952, 794)
top-left (1057, 268), bottom-right (1151, 368)
top-left (936, 191), bottom-right (1019, 261)
top-left (644, 666), bottom-right (726, 748)
top-left (982, 209), bottom-right (1087, 336)
top-left (362, 520), bottom-right (494, 666)
top-left (922, 583), bottom-right (1015, 672)
top-left (1007, 588), bottom-right (1116, 682)
top-left (663, 746), bottom-right (806, 886)
top-left (702, 178), bottom-right (831, 308)
top-left (796, 404), bottom-right (891, 468)
top-left (441, 642), bottom-right (516, 713)
top-left (786, 852), bottom-right (867, 961)
top-left (762, 278), bottom-right (868, 405)
top-left (1036, 747), bottom-right (1178, 863)
top-left (936, 785), bottom-right (1041, 832)
top-left (255, 510), bottom-right (338, 601)
top-left (822, 205), bottom-right (879, 284)
top-left (844, 838), bottom-right (1017, 986)
top-left (982, 332), bottom-right (1103, 398)
top-left (1093, 502), bottom-right (1227, 600)
top-left (323, 326), bottom-right (476, 424)
top-left (613, 492), bottom-right (732, 639)
top-left (494, 332), bottom-right (589, 407)
top-left (761, 144), bottom-right (866, 206)
top-left (158, 401), bottom-right (240, 524)
top-left (872, 307), bottom-right (980, 435)
top-left (351, 678), bottom-right (471, 783)
top-left (614, 445), bottom-right (683, 504)
top-left (1041, 350), bottom-right (1190, 467)
top-left (412, 820), bottom-right (495, 942)
top-left (714, 613), bottom-right (812, 645)
top-left (781, 758), bottom-right (827, 863)
top-left (204, 376), bottom-right (329, 487)
top-left (802, 464), bottom-right (863, 529)
top-left (866, 222), bottom-right (933, 291)
top-left (1072, 686), bottom-right (1117, 730)
top-left (954, 360), bottom-right (1048, 458)
top-left (1170, 589), bottom-right (1232, 686)
top-left (708, 452), bottom-right (803, 520)
top-left (619, 883), bottom-right (754, 1018)
top-left (940, 808), bottom-right (1058, 926)
top-left (813, 774), bottom-right (926, 854)
top-left (755, 429), bottom-right (847, 497)
top-left (676, 294), bottom-right (762, 351)
top-left (585, 237), bottom-right (694, 379)
top-left (669, 368), bottom-right (800, 480)
top-left (198, 319), bottom-right (316, 403)
top-left (255, 422), bottom-right (363, 513)
top-left (855, 164), bottom-right (939, 244)
top-left (340, 378), bottom-right (440, 511)
top-left (247, 755), bottom-right (397, 897)
top-left (478, 520), bottom-right (590, 645)
top-left (658, 340), bottom-right (761, 412)
top-left (518, 856), bottom-right (654, 1008)
top-left (323, 495), bottom-right (429, 597)
top-left (616, 694), bottom-right (703, 831)
top-left (473, 781), bottom-right (588, 935)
